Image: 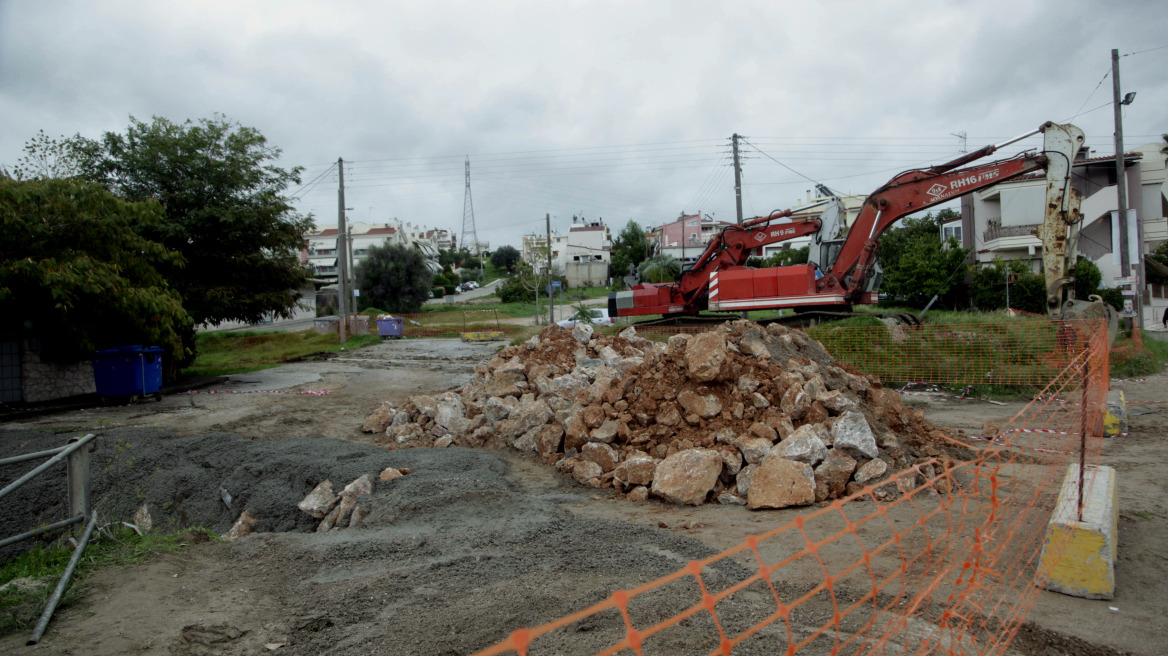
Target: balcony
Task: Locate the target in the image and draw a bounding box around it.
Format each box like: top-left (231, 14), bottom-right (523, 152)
top-left (983, 217), bottom-right (1039, 242)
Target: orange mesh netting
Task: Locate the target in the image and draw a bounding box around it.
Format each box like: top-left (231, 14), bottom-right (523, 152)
top-left (472, 319), bottom-right (1110, 656)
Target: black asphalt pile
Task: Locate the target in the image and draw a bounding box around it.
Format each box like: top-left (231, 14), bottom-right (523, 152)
top-left (0, 428), bottom-right (419, 558)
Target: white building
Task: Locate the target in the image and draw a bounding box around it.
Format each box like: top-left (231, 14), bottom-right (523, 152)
top-left (960, 143), bottom-right (1168, 327)
top-left (304, 220), bottom-right (444, 283)
top-left (522, 216), bottom-right (612, 287)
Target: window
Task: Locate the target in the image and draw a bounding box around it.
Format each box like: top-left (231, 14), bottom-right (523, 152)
top-left (942, 225), bottom-right (962, 242)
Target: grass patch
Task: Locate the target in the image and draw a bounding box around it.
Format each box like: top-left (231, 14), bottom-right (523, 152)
top-left (0, 525), bottom-right (216, 637)
top-left (1111, 331), bottom-right (1168, 378)
top-left (182, 330), bottom-right (380, 377)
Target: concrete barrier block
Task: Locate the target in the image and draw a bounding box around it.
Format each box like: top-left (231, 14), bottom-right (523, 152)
top-left (1038, 464), bottom-right (1117, 600)
top-left (1102, 389), bottom-right (1126, 437)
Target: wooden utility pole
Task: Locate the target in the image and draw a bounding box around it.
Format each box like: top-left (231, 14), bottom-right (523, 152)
top-left (732, 134), bottom-right (744, 226)
top-left (337, 157), bottom-right (348, 341)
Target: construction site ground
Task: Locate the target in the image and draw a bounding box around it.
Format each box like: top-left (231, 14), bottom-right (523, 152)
top-left (0, 337), bottom-right (1164, 655)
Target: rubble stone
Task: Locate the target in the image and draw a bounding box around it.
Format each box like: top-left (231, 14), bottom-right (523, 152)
top-left (572, 460), bottom-right (604, 486)
top-left (780, 384), bottom-right (810, 420)
top-left (590, 419), bottom-right (619, 444)
top-left (736, 464), bottom-right (758, 497)
top-left (626, 486), bottom-right (650, 502)
top-left (739, 437), bottom-right (774, 465)
top-left (853, 458), bottom-right (889, 484)
top-left (379, 468), bottom-right (403, 483)
top-left (817, 390), bottom-right (857, 414)
top-left (768, 425), bottom-right (827, 466)
top-left (614, 453), bottom-right (656, 487)
top-left (572, 323), bottom-right (595, 343)
top-left (362, 401), bottom-right (396, 433)
top-left (582, 442), bottom-right (619, 472)
top-left (677, 391), bottom-right (722, 419)
top-left (831, 411), bottom-right (879, 460)
top-left (297, 480), bottom-right (339, 519)
top-left (748, 458), bottom-right (816, 510)
top-left (483, 397), bottom-right (511, 423)
top-left (814, 449), bottom-right (858, 502)
top-left (685, 333), bottom-right (728, 382)
top-left (650, 449), bottom-right (723, 505)
top-left (222, 509), bottom-right (258, 541)
top-left (341, 474), bottom-right (374, 498)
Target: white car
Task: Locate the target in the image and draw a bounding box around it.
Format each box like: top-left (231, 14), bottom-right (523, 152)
top-left (556, 308), bottom-right (615, 329)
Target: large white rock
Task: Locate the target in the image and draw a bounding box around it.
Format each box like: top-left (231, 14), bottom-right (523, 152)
top-left (297, 480), bottom-right (338, 519)
top-left (768, 425), bottom-right (827, 466)
top-left (831, 411), bottom-right (879, 459)
top-left (650, 449), bottom-right (723, 505)
top-left (572, 323), bottom-right (595, 344)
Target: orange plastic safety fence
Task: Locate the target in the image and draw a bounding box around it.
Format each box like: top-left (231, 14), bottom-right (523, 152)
top-left (472, 319), bottom-right (1110, 656)
top-left (603, 320), bottom-right (1096, 387)
top-left (1109, 327), bottom-right (1148, 368)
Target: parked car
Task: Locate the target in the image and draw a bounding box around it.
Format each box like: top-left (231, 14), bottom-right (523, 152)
top-left (466, 280), bottom-right (479, 289)
top-left (556, 308), bottom-right (615, 329)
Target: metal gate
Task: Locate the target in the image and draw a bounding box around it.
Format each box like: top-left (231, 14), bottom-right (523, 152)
top-left (0, 339), bottom-right (22, 403)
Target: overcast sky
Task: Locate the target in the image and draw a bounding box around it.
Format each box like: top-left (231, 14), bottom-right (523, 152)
top-left (3, 1), bottom-right (1166, 249)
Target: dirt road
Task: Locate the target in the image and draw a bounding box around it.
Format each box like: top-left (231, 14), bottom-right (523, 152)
top-left (0, 338), bottom-right (1164, 655)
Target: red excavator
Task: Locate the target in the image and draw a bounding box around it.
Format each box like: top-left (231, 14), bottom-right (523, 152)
top-left (611, 121), bottom-right (1086, 322)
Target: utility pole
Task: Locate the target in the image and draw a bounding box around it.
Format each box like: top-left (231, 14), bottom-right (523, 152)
top-left (1112, 48), bottom-right (1142, 328)
top-left (732, 134), bottom-right (744, 226)
top-left (732, 134), bottom-right (748, 318)
top-left (546, 212), bottom-right (554, 324)
top-left (337, 158), bottom-right (348, 341)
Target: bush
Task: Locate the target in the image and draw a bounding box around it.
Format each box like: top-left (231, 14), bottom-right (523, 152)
top-left (431, 287), bottom-right (445, 299)
top-left (443, 285), bottom-right (456, 296)
top-left (969, 258), bottom-right (1045, 314)
top-left (496, 277), bottom-right (535, 303)
top-left (355, 243), bottom-right (434, 313)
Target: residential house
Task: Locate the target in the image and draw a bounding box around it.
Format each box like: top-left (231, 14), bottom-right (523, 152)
top-left (960, 143), bottom-right (1168, 326)
top-left (522, 217), bottom-right (612, 287)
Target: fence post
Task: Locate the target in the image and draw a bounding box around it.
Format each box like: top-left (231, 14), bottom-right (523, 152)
top-left (1078, 357), bottom-right (1088, 521)
top-left (65, 436), bottom-right (91, 533)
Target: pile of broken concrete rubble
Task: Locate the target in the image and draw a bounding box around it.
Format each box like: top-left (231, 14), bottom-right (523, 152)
top-left (363, 320), bottom-right (954, 509)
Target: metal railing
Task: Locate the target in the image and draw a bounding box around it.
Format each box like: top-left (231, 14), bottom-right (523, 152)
top-left (0, 433), bottom-right (98, 644)
top-left (983, 217), bottom-right (1040, 242)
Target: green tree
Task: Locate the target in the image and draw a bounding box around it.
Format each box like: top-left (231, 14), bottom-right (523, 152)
top-left (969, 258), bottom-right (1046, 313)
top-left (490, 245), bottom-right (522, 272)
top-left (7, 130), bottom-right (87, 180)
top-left (638, 254), bottom-right (681, 283)
top-left (355, 244), bottom-right (433, 313)
top-left (438, 248), bottom-right (459, 269)
top-left (0, 177), bottom-right (190, 361)
top-left (610, 220), bottom-right (649, 281)
top-left (876, 210), bottom-right (969, 307)
top-left (64, 116), bottom-right (313, 357)
top-left (746, 245), bottom-right (809, 268)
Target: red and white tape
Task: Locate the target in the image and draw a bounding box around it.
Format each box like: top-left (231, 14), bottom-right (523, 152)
top-left (178, 388), bottom-right (331, 396)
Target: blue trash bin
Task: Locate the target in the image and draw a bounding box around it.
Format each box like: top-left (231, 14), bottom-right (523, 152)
top-left (376, 317), bottom-right (404, 338)
top-left (93, 346), bottom-right (164, 401)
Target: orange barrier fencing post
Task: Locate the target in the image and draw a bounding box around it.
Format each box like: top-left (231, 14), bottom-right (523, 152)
top-left (473, 319), bottom-right (1110, 656)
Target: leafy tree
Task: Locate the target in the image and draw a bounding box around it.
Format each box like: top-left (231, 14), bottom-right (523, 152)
top-left (746, 245), bottom-right (809, 268)
top-left (876, 210), bottom-right (969, 307)
top-left (0, 177), bottom-right (190, 361)
top-left (638, 254), bottom-right (681, 283)
top-left (1147, 240), bottom-right (1168, 285)
top-left (490, 245), bottom-right (522, 272)
top-left (496, 277), bottom-right (534, 303)
top-left (610, 220), bottom-right (649, 281)
top-left (60, 115), bottom-right (313, 363)
top-left (438, 248), bottom-right (459, 269)
top-left (355, 243), bottom-right (433, 313)
top-left (969, 258), bottom-right (1045, 313)
top-left (7, 130), bottom-right (87, 180)
top-left (1072, 256), bottom-right (1103, 300)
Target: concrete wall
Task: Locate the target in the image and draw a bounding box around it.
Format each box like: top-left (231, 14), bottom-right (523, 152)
top-left (565, 262), bottom-right (609, 288)
top-left (21, 342), bottom-right (94, 403)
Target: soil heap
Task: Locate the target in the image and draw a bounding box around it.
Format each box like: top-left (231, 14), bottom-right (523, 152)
top-left (365, 320), bottom-right (955, 509)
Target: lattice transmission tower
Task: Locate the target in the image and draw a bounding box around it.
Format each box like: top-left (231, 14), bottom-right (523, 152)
top-left (461, 156), bottom-right (482, 273)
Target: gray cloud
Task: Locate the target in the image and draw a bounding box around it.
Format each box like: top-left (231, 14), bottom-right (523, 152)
top-left (3, 0), bottom-right (1165, 246)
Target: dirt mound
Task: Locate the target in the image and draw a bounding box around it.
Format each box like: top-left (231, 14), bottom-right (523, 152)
top-left (369, 320), bottom-right (959, 509)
